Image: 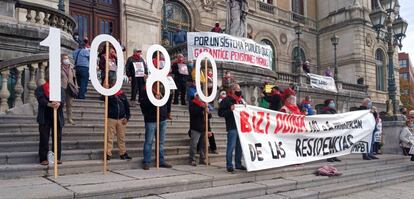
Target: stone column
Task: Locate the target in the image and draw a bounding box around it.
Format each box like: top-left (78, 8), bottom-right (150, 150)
top-left (28, 63), bottom-right (38, 104)
top-left (37, 62), bottom-right (46, 86)
top-left (14, 67), bottom-right (24, 106)
top-left (0, 70), bottom-right (10, 112)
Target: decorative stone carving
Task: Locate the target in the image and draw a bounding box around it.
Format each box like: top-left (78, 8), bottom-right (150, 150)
top-left (201, 0), bottom-right (215, 11)
top-left (0, 71), bottom-right (10, 112)
top-left (14, 67), bottom-right (24, 106)
top-left (366, 33), bottom-right (372, 47)
top-left (226, 0), bottom-right (249, 37)
top-left (280, 33), bottom-right (287, 45)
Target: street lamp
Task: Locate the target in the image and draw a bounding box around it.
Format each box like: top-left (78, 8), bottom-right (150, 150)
top-left (58, 0), bottom-right (65, 12)
top-left (369, 0), bottom-right (408, 115)
top-left (162, 0), bottom-right (170, 46)
top-left (330, 33), bottom-right (339, 81)
top-left (294, 23), bottom-right (303, 74)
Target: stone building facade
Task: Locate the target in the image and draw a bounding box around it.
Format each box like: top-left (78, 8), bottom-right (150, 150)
top-left (0, 0), bottom-right (404, 112)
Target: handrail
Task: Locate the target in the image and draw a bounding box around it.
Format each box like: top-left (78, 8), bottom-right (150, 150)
top-left (0, 53), bottom-right (48, 71)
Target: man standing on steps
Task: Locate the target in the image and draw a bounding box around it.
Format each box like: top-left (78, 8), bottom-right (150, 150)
top-left (358, 98), bottom-right (379, 160)
top-left (219, 83), bottom-right (246, 173)
top-left (188, 93), bottom-right (209, 166)
top-left (172, 54), bottom-right (190, 105)
top-left (140, 83), bottom-right (173, 170)
top-left (126, 49), bottom-right (147, 107)
top-left (35, 72), bottom-right (65, 166)
top-left (107, 78), bottom-right (132, 161)
top-left (72, 42), bottom-right (90, 99)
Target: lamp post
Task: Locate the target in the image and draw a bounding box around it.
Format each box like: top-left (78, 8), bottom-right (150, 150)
top-left (294, 23), bottom-right (303, 74)
top-left (369, 0), bottom-right (408, 116)
top-left (330, 33), bottom-right (339, 81)
top-left (58, 0), bottom-right (65, 12)
top-left (162, 0), bottom-right (169, 46)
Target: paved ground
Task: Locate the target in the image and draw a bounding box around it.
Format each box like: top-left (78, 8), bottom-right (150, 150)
top-left (332, 181), bottom-right (414, 199)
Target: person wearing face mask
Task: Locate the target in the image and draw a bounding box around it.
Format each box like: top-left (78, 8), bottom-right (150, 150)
top-left (400, 120), bottom-right (414, 161)
top-left (222, 71), bottom-right (235, 93)
top-left (300, 96), bottom-right (315, 116)
top-left (61, 54), bottom-right (78, 125)
top-left (219, 83), bottom-right (246, 172)
top-left (358, 98), bottom-right (378, 160)
top-left (280, 94), bottom-right (301, 115)
top-left (99, 46), bottom-right (118, 85)
top-left (320, 99), bottom-right (341, 162)
top-left (126, 49), bottom-right (147, 106)
top-left (172, 54), bottom-right (190, 105)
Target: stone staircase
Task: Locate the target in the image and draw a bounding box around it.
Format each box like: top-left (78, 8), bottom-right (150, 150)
top-left (0, 83), bottom-right (228, 179)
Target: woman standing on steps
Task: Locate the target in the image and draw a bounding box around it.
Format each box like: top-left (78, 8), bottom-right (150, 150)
top-left (400, 120), bottom-right (414, 161)
top-left (61, 54), bottom-right (78, 125)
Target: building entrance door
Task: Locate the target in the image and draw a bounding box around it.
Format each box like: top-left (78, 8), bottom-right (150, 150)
top-left (70, 0), bottom-right (120, 40)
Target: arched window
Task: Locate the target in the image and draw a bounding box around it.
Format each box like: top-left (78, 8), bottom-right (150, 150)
top-left (375, 49), bottom-right (386, 91)
top-left (163, 2), bottom-right (191, 47)
top-left (291, 47), bottom-right (306, 73)
top-left (260, 39), bottom-right (276, 71)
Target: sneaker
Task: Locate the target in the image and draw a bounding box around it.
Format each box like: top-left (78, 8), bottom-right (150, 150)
top-left (120, 153), bottom-right (132, 160)
top-left (236, 166), bottom-right (247, 170)
top-left (227, 167), bottom-right (234, 173)
top-left (327, 158), bottom-right (335, 162)
top-left (40, 160), bottom-right (49, 166)
top-left (106, 155), bottom-right (111, 161)
top-left (160, 162), bottom-right (172, 168)
top-left (190, 161), bottom-right (197, 166)
top-left (333, 157), bottom-right (341, 162)
top-left (363, 155), bottom-right (371, 160)
top-left (143, 164), bottom-right (150, 170)
top-left (210, 150), bottom-right (219, 154)
top-left (369, 155), bottom-right (379, 159)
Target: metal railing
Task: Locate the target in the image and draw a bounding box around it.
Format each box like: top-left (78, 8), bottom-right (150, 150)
top-left (258, 1), bottom-right (275, 14)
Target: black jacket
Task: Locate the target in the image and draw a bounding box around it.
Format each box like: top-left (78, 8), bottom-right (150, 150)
top-left (264, 93), bottom-right (282, 111)
top-left (126, 56), bottom-right (147, 78)
top-left (139, 89), bottom-right (167, 123)
top-left (320, 107), bottom-right (337, 114)
top-left (35, 86), bottom-right (65, 128)
top-left (218, 96), bottom-right (243, 131)
top-left (357, 106), bottom-right (368, 110)
top-left (189, 100), bottom-right (212, 132)
top-left (172, 63), bottom-right (190, 82)
top-left (108, 92), bottom-right (130, 120)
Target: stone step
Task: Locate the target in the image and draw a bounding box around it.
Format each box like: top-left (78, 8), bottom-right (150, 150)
top-left (0, 145), bottom-right (227, 165)
top-left (0, 131), bottom-right (227, 142)
top-left (0, 137), bottom-right (228, 152)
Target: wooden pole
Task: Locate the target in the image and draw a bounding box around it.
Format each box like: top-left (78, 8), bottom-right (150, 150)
top-left (156, 51), bottom-right (160, 169)
top-left (103, 41), bottom-right (110, 174)
top-left (204, 58), bottom-right (209, 165)
top-left (53, 108), bottom-right (58, 178)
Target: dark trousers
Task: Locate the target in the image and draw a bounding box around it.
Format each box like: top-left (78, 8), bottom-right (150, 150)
top-left (39, 123), bottom-right (62, 162)
top-left (197, 133), bottom-right (217, 152)
top-left (402, 147), bottom-right (414, 161)
top-left (76, 67), bottom-right (89, 99)
top-left (167, 94), bottom-right (172, 114)
top-left (131, 77), bottom-right (145, 101)
top-left (174, 79), bottom-right (187, 104)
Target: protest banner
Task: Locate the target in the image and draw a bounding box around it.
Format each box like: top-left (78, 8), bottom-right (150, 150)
top-left (308, 73), bottom-right (338, 93)
top-left (233, 105), bottom-right (376, 172)
top-left (187, 32), bottom-right (273, 70)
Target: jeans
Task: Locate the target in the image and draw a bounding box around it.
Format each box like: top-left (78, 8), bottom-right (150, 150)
top-left (363, 130), bottom-right (376, 158)
top-left (226, 129), bottom-right (242, 169)
top-left (75, 66), bottom-right (89, 99)
top-left (143, 120), bottom-right (167, 165)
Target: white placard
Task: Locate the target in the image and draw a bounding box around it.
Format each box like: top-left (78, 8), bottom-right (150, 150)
top-left (168, 77), bottom-right (177, 90)
top-left (178, 63), bottom-right (189, 75)
top-left (134, 62), bottom-right (145, 77)
top-left (40, 27), bottom-right (61, 101)
top-left (233, 105), bottom-right (376, 172)
top-left (308, 73), bottom-right (338, 93)
top-left (409, 146), bottom-right (414, 155)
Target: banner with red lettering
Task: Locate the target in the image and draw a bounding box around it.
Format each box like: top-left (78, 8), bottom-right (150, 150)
top-left (233, 105), bottom-right (376, 172)
top-left (187, 32), bottom-right (273, 70)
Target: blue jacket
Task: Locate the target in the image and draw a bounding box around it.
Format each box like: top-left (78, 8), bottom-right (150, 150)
top-left (301, 101), bottom-right (315, 115)
top-left (173, 30), bottom-right (187, 45)
top-left (72, 48), bottom-right (90, 68)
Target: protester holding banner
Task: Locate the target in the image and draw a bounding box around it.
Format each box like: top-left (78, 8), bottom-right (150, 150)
top-left (264, 86), bottom-right (282, 112)
top-left (106, 78), bottom-right (132, 161)
top-left (219, 83), bottom-right (246, 172)
top-left (35, 72), bottom-right (65, 165)
top-left (283, 84), bottom-right (296, 101)
top-left (300, 96), bottom-right (315, 116)
top-left (400, 120), bottom-right (414, 161)
top-left (188, 93), bottom-right (210, 166)
top-left (126, 49), bottom-right (147, 106)
top-left (320, 99), bottom-right (341, 162)
top-left (72, 43), bottom-right (90, 99)
top-left (61, 54), bottom-right (78, 125)
top-left (172, 54), bottom-right (190, 105)
top-left (372, 107), bottom-right (383, 155)
top-left (358, 98), bottom-right (378, 160)
top-left (280, 94), bottom-right (301, 115)
top-left (139, 84), bottom-right (172, 170)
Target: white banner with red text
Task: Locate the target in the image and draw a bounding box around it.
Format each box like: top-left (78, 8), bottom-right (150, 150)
top-left (187, 32), bottom-right (273, 70)
top-left (233, 105), bottom-right (376, 172)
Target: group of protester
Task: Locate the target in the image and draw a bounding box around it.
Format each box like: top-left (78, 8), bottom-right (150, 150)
top-left (399, 108), bottom-right (414, 161)
top-left (34, 36), bottom-right (413, 171)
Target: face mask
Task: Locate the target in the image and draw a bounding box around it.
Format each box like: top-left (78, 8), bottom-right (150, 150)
top-left (328, 102), bottom-right (335, 109)
top-left (63, 59), bottom-right (70, 65)
top-left (235, 91), bottom-right (242, 97)
top-left (367, 101), bottom-right (372, 109)
top-left (287, 97), bottom-right (296, 105)
top-left (74, 35), bottom-right (79, 41)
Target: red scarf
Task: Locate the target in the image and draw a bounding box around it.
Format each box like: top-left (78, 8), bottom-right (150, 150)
top-left (284, 102), bottom-right (301, 115)
top-left (43, 81), bottom-right (50, 98)
top-left (115, 90), bottom-right (124, 97)
top-left (192, 98), bottom-right (206, 108)
top-left (132, 53), bottom-right (141, 60)
top-left (229, 94), bottom-right (242, 104)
